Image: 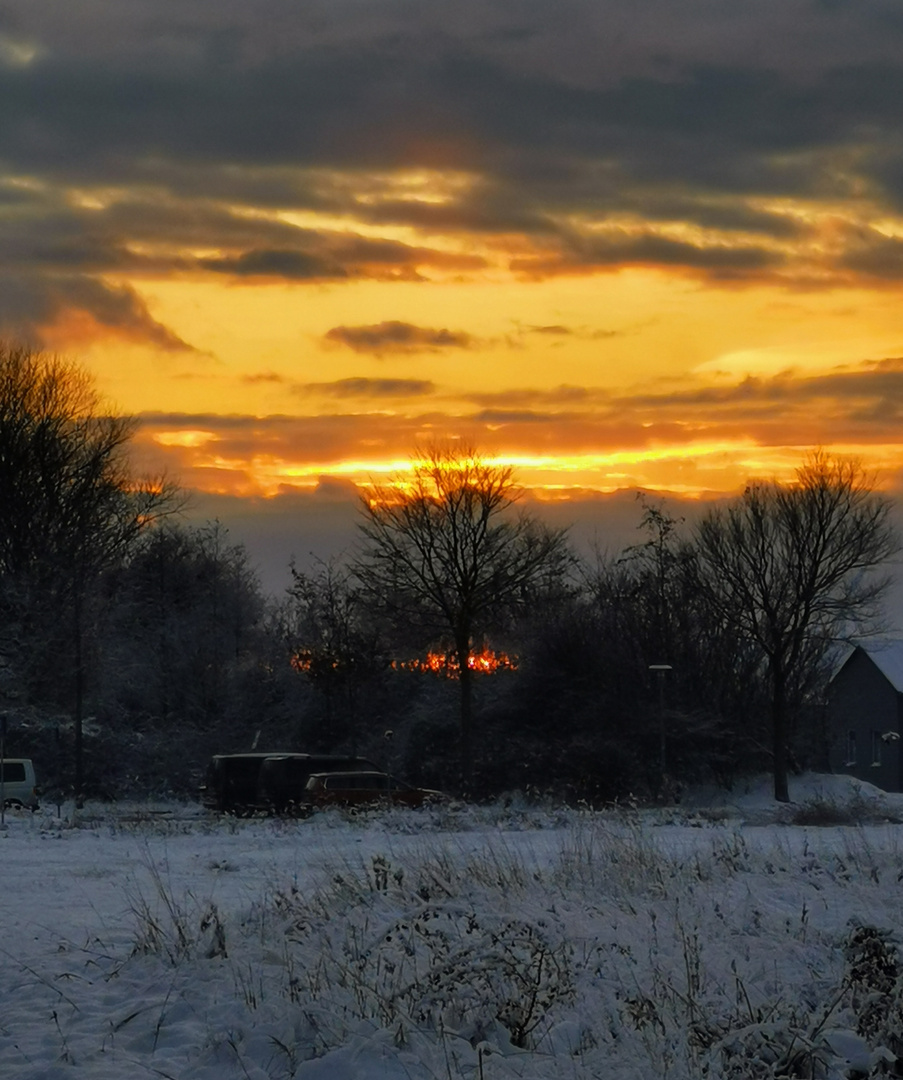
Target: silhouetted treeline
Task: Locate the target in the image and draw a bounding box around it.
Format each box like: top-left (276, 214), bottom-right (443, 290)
top-left (0, 499), bottom-right (840, 804)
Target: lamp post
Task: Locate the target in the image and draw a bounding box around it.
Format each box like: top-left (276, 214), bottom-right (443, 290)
top-left (649, 665), bottom-right (672, 782)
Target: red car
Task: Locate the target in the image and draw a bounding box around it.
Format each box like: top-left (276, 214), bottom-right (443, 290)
top-left (303, 771), bottom-right (444, 808)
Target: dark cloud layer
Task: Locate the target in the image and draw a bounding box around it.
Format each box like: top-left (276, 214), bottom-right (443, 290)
top-left (3, 1), bottom-right (903, 342)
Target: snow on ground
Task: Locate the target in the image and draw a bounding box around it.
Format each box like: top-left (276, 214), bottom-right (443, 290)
top-left (2, 775), bottom-right (903, 1079)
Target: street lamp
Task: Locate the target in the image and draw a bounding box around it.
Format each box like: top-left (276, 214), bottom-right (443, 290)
top-left (649, 664), bottom-right (672, 781)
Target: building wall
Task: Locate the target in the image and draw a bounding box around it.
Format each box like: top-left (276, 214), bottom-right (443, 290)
top-left (828, 649), bottom-right (903, 791)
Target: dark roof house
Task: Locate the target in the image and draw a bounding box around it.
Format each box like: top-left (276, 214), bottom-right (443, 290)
top-left (827, 640), bottom-right (903, 792)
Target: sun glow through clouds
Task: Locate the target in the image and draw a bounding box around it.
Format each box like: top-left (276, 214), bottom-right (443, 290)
top-left (5, 0), bottom-right (903, 552)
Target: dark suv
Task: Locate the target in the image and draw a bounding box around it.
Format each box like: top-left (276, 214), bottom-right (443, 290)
top-left (200, 753), bottom-right (290, 813)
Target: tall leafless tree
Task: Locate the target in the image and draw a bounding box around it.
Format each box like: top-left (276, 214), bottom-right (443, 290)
top-left (0, 342), bottom-right (179, 800)
top-left (693, 450), bottom-right (899, 802)
top-left (354, 446), bottom-right (571, 789)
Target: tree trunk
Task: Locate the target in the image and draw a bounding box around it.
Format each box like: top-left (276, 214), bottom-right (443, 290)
top-left (455, 630), bottom-right (474, 793)
top-left (771, 662), bottom-right (789, 803)
top-left (74, 586), bottom-right (85, 808)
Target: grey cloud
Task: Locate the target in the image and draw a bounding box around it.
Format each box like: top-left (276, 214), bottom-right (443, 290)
top-left (472, 409), bottom-right (564, 424)
top-left (0, 183), bottom-right (37, 208)
top-left (580, 234), bottom-right (782, 272)
top-left (528, 325), bottom-right (573, 336)
top-left (783, 362), bottom-right (903, 403)
top-left (325, 321), bottom-right (476, 355)
top-left (512, 231), bottom-right (784, 279)
top-left (0, 273), bottom-right (194, 351)
top-left (511, 321), bottom-right (625, 341)
top-left (841, 234), bottom-right (903, 279)
top-left (0, 181), bottom-right (496, 343)
top-left (60, 278), bottom-right (194, 350)
top-left (0, 47), bottom-right (412, 174)
top-left (615, 360), bottom-right (903, 418)
top-left (625, 195), bottom-right (804, 238)
top-left (0, 29), bottom-right (891, 190)
top-left (351, 162), bottom-right (811, 245)
top-left (310, 475), bottom-right (361, 500)
top-left (242, 371), bottom-right (286, 385)
top-left (0, 185), bottom-right (485, 279)
top-left (97, 196), bottom-right (323, 254)
top-left (199, 248), bottom-right (346, 279)
top-left (327, 236), bottom-right (487, 272)
top-left (300, 377), bottom-right (436, 398)
top-left (455, 359), bottom-right (903, 440)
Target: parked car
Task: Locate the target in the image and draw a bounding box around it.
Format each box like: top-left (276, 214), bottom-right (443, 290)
top-left (303, 770), bottom-right (444, 809)
top-left (200, 752), bottom-right (300, 813)
top-left (257, 754), bottom-right (381, 814)
top-left (0, 758), bottom-right (39, 810)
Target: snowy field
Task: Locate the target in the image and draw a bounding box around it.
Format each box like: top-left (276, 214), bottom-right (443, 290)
top-left (3, 774), bottom-right (903, 1080)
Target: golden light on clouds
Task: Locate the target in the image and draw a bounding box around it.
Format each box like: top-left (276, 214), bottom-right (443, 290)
top-left (137, 428), bottom-right (903, 503)
top-left (7, 0), bottom-right (903, 554)
top-left (153, 430), bottom-right (219, 448)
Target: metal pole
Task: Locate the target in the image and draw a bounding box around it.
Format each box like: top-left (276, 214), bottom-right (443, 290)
top-left (1, 714), bottom-right (7, 827)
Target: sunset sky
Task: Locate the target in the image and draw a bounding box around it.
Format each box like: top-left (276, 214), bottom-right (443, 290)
top-left (5, 1), bottom-right (903, 584)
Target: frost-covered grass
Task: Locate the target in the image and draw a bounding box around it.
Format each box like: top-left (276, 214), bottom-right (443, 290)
top-left (3, 776), bottom-right (903, 1078)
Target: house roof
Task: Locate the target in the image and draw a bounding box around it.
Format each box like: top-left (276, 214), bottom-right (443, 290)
top-left (839, 640), bottom-right (903, 692)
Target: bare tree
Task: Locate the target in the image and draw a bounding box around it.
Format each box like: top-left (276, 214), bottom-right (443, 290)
top-left (693, 450), bottom-right (899, 802)
top-left (0, 342), bottom-right (179, 800)
top-left (353, 445), bottom-right (571, 789)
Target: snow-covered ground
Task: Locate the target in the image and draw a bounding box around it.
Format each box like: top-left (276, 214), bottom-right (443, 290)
top-left (3, 774), bottom-right (903, 1079)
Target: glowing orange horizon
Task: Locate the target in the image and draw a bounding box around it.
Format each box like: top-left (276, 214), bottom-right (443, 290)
top-left (136, 429), bottom-right (903, 500)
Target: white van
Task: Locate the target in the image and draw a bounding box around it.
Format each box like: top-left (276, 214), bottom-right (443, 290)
top-left (0, 759), bottom-right (39, 809)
